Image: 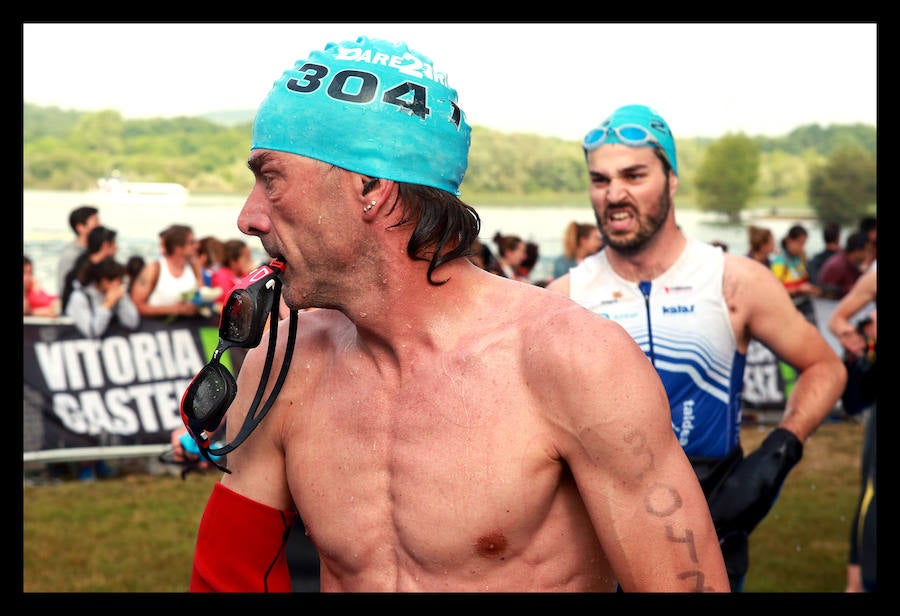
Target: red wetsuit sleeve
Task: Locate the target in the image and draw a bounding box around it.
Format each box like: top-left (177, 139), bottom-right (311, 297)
top-left (190, 482), bottom-right (299, 592)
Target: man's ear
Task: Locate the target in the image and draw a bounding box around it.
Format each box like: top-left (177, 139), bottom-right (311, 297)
top-left (357, 176), bottom-right (395, 208)
top-left (668, 172), bottom-right (679, 199)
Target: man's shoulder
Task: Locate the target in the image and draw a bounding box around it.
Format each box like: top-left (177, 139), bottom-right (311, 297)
top-left (723, 251), bottom-right (782, 291)
top-left (528, 284), bottom-right (627, 334)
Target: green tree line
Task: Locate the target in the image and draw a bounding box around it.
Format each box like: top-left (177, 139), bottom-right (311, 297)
top-left (23, 103), bottom-right (875, 224)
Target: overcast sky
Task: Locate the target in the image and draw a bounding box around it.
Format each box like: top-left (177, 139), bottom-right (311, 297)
top-left (22, 22), bottom-right (877, 140)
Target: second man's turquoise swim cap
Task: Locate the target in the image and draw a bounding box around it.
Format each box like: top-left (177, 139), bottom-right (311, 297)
top-left (582, 104), bottom-right (678, 177)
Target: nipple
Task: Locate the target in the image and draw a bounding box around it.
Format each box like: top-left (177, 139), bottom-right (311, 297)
top-left (474, 531), bottom-right (507, 560)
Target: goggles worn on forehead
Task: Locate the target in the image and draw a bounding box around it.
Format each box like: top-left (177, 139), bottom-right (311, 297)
top-left (179, 259), bottom-right (298, 473)
top-left (582, 124), bottom-right (660, 151)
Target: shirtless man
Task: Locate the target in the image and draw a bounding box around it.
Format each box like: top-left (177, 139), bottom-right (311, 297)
top-left (186, 36), bottom-right (728, 593)
top-left (546, 104), bottom-right (847, 591)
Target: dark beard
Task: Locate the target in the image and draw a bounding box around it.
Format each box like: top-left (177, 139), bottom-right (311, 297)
top-left (596, 184), bottom-right (671, 257)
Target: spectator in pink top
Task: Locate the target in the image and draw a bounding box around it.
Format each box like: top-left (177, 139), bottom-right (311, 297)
top-left (24, 255), bottom-right (60, 317)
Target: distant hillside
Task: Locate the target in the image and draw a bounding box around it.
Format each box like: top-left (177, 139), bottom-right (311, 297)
top-left (23, 102), bottom-right (875, 204)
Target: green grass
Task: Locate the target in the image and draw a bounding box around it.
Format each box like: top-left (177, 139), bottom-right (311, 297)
top-left (23, 470), bottom-right (218, 592)
top-left (741, 420), bottom-right (864, 592)
top-left (22, 420), bottom-right (865, 593)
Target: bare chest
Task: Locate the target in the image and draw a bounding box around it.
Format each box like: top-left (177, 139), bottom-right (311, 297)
top-left (280, 364), bottom-right (575, 585)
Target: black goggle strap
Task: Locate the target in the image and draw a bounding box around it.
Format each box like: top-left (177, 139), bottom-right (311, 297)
top-left (204, 301), bottom-right (299, 473)
top-left (206, 293), bottom-right (280, 458)
top-left (200, 284), bottom-right (281, 471)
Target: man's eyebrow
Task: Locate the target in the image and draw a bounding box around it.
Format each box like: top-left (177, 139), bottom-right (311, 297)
top-left (590, 162), bottom-right (651, 177)
top-left (620, 162), bottom-right (651, 173)
top-left (247, 150), bottom-right (275, 173)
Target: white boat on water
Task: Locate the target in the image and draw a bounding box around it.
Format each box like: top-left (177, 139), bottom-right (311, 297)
top-left (89, 175), bottom-right (189, 208)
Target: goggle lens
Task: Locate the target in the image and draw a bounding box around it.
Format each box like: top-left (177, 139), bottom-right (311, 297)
top-left (189, 364), bottom-right (236, 422)
top-left (222, 290), bottom-right (255, 344)
top-left (618, 125), bottom-right (653, 142)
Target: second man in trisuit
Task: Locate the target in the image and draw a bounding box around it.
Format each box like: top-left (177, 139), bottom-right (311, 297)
top-left (547, 104), bottom-right (847, 591)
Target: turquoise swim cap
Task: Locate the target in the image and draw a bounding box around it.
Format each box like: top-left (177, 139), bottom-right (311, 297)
top-left (582, 104), bottom-right (678, 176)
top-left (252, 36), bottom-right (471, 195)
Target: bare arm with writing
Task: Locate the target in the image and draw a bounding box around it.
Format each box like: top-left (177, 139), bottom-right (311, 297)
top-left (547, 305), bottom-right (729, 592)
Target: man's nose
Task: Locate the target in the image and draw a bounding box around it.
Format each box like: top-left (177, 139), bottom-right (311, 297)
top-left (606, 178), bottom-right (629, 203)
top-left (237, 184), bottom-right (270, 237)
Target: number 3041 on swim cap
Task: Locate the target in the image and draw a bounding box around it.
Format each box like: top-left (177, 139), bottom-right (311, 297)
top-left (252, 35), bottom-right (472, 195)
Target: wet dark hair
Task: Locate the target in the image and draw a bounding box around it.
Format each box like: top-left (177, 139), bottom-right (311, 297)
top-left (381, 183), bottom-right (481, 285)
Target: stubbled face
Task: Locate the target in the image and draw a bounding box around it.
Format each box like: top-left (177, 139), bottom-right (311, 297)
top-left (586, 144), bottom-right (677, 257)
top-left (238, 150), bottom-right (362, 311)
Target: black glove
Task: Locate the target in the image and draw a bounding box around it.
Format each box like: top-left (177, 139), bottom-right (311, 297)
top-left (707, 427), bottom-right (803, 537)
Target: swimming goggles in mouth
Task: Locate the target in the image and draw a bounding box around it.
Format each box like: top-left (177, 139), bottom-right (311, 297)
top-left (179, 259), bottom-right (297, 473)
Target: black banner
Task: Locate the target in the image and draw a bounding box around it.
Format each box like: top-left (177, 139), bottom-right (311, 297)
top-left (23, 317), bottom-right (792, 455)
top-left (23, 316), bottom-right (229, 453)
top-left (741, 339), bottom-right (796, 410)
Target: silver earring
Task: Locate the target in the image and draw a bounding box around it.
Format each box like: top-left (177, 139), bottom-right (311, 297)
top-left (364, 200), bottom-right (375, 213)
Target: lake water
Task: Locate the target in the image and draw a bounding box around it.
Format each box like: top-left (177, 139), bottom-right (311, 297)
top-left (23, 189), bottom-right (824, 296)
